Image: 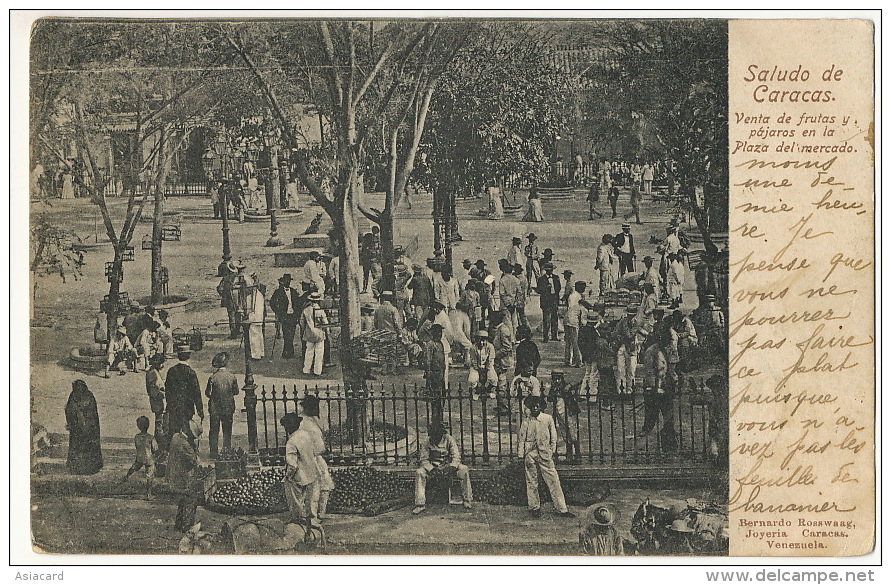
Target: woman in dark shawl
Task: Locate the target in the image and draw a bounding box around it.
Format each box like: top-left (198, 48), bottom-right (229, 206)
top-left (65, 380), bottom-right (103, 474)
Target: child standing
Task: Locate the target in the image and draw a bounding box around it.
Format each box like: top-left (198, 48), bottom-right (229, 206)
top-left (518, 396), bottom-right (575, 519)
top-left (123, 416), bottom-right (158, 499)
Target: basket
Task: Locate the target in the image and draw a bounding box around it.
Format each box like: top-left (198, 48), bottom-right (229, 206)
top-left (350, 330), bottom-right (402, 366)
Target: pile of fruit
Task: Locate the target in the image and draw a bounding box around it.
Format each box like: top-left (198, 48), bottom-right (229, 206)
top-left (473, 461), bottom-right (555, 506)
top-left (327, 466), bottom-right (411, 513)
top-left (207, 468), bottom-right (288, 515)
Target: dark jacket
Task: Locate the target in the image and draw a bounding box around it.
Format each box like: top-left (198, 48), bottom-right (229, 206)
top-left (205, 368), bottom-right (240, 416)
top-left (269, 285), bottom-right (303, 320)
top-left (165, 362), bottom-right (204, 421)
top-left (408, 274), bottom-right (434, 307)
top-left (515, 338), bottom-right (542, 375)
top-left (536, 274), bottom-right (562, 306)
top-left (613, 232), bottom-right (636, 256)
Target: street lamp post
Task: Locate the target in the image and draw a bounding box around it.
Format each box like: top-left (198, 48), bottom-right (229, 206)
top-left (241, 310), bottom-right (258, 453)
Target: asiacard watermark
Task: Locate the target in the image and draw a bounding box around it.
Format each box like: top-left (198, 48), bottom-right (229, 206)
top-left (705, 570), bottom-right (876, 583)
top-left (13, 572), bottom-right (64, 581)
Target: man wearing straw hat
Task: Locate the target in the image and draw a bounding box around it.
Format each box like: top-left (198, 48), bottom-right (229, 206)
top-left (579, 504), bottom-right (624, 555)
top-left (301, 291), bottom-right (328, 376)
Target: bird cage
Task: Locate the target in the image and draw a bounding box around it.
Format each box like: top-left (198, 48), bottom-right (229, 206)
top-left (105, 262), bottom-right (122, 283)
top-left (122, 246), bottom-right (135, 262)
top-left (172, 328), bottom-right (190, 352)
top-left (161, 224), bottom-right (182, 241)
top-left (100, 292), bottom-right (130, 314)
top-left (142, 235), bottom-right (154, 250)
top-left (188, 327), bottom-right (206, 351)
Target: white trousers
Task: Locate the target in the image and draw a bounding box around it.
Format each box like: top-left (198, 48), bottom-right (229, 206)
top-left (523, 451), bottom-right (568, 513)
top-left (615, 345), bottom-right (637, 393)
top-left (303, 340), bottom-right (324, 375)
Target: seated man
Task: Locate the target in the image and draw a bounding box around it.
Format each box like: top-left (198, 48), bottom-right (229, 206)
top-left (413, 421), bottom-right (472, 514)
top-left (510, 364), bottom-right (541, 403)
top-left (467, 330), bottom-right (498, 400)
top-left (105, 325), bottom-right (137, 378)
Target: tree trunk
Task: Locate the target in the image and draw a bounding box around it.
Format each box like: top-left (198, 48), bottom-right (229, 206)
top-left (150, 128), bottom-right (168, 306)
top-left (150, 188), bottom-right (165, 305)
top-left (106, 249), bottom-right (124, 337)
top-left (378, 205), bottom-right (395, 293)
top-left (335, 189), bottom-right (362, 349)
top-left (684, 184), bottom-right (719, 257)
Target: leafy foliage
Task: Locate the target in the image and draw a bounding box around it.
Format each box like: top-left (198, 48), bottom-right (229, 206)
top-left (422, 24), bottom-right (573, 194)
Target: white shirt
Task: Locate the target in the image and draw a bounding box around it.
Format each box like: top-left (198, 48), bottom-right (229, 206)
top-left (665, 233), bottom-right (682, 255)
top-left (566, 296), bottom-right (586, 329)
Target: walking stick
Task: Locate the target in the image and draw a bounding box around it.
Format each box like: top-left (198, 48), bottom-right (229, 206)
top-left (271, 320), bottom-right (280, 358)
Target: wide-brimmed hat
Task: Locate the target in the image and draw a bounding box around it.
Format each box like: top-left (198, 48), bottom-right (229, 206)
top-left (562, 269), bottom-right (574, 276)
top-left (212, 352), bottom-right (229, 369)
top-left (667, 519), bottom-right (694, 533)
top-left (299, 395), bottom-right (320, 409)
top-left (308, 291), bottom-right (323, 301)
top-left (474, 259), bottom-right (486, 267)
top-left (526, 233), bottom-right (537, 240)
top-left (542, 248), bottom-right (554, 257)
top-left (279, 273), bottom-right (293, 283)
top-left (432, 300), bottom-right (446, 310)
top-left (621, 223), bottom-right (631, 229)
top-left (475, 330), bottom-right (489, 339)
top-left (584, 504), bottom-right (619, 526)
top-left (280, 412), bottom-right (301, 429)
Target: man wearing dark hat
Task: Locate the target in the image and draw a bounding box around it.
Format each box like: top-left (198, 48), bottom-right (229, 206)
top-left (623, 181), bottom-right (642, 225)
top-left (303, 250), bottom-right (326, 296)
top-left (205, 352), bottom-right (239, 459)
top-left (639, 255), bottom-right (662, 299)
top-left (523, 233), bottom-right (541, 292)
top-left (541, 247), bottom-right (555, 267)
top-left (507, 237), bottom-right (523, 269)
top-left (412, 421), bottom-right (473, 514)
top-left (374, 291), bottom-right (404, 374)
top-left (614, 306), bottom-right (642, 394)
top-left (560, 269), bottom-right (574, 308)
top-left (423, 324), bottom-right (447, 424)
top-left (490, 311), bottom-right (514, 416)
top-left (407, 264), bottom-right (434, 321)
top-left (536, 262), bottom-right (561, 342)
top-left (281, 413), bottom-right (324, 525)
top-left (497, 259), bottom-right (520, 333)
top-left (164, 350), bottom-right (204, 444)
top-left (217, 260), bottom-right (247, 339)
top-left (270, 273), bottom-right (304, 359)
top-left (613, 224), bottom-right (636, 276)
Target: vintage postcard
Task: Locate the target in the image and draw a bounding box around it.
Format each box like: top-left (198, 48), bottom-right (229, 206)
top-left (15, 11), bottom-right (876, 560)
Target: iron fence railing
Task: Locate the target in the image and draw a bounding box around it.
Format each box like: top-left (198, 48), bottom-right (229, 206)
top-left (256, 382), bottom-right (713, 468)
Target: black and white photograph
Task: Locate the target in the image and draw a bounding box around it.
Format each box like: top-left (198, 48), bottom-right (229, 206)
top-left (26, 15), bottom-right (731, 557)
